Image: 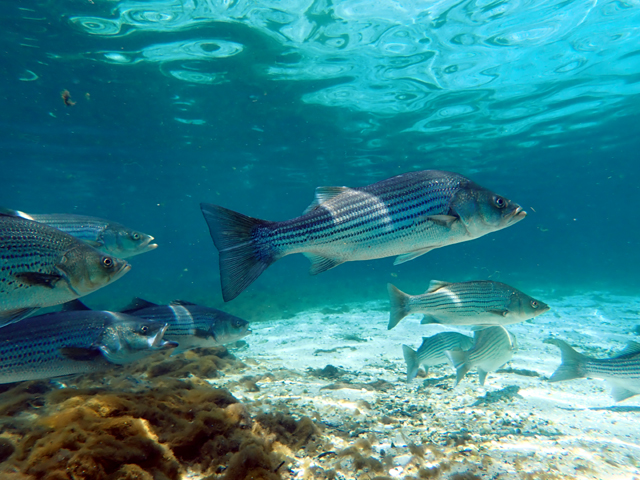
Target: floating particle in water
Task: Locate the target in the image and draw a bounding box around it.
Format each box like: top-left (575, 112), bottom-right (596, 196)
top-left (61, 89), bottom-right (75, 106)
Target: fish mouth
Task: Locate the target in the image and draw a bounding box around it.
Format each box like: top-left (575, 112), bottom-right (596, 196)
top-left (508, 206), bottom-right (527, 224)
top-left (150, 323), bottom-right (178, 350)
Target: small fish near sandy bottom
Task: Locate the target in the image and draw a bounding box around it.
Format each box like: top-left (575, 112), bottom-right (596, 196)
top-left (403, 331), bottom-right (474, 382)
top-left (0, 310), bottom-right (176, 384)
top-left (446, 326), bottom-right (517, 387)
top-left (545, 338), bottom-right (640, 402)
top-left (118, 297), bottom-right (251, 355)
top-left (387, 280), bottom-right (549, 330)
top-left (0, 207), bottom-right (158, 258)
top-left (201, 169), bottom-right (526, 301)
top-left (0, 214), bottom-right (131, 326)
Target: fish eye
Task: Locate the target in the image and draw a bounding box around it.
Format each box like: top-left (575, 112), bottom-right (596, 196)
top-left (494, 196), bottom-right (506, 209)
top-left (531, 300), bottom-right (539, 309)
top-left (140, 325), bottom-right (149, 334)
top-left (132, 233), bottom-right (140, 240)
top-left (101, 256), bottom-right (114, 268)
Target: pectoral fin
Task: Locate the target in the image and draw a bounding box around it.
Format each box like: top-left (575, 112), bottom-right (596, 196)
top-left (393, 248), bottom-right (434, 265)
top-left (14, 272), bottom-right (63, 288)
top-left (59, 347), bottom-right (101, 361)
top-left (488, 310), bottom-right (509, 317)
top-left (426, 215), bottom-right (458, 228)
top-left (303, 253), bottom-right (344, 275)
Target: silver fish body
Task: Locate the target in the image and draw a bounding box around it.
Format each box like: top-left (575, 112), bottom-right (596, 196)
top-left (546, 338), bottom-right (640, 402)
top-left (1, 208), bottom-right (157, 258)
top-left (445, 326), bottom-right (517, 386)
top-left (0, 215), bottom-right (131, 325)
top-left (202, 170), bottom-right (526, 301)
top-left (388, 280), bottom-right (549, 329)
top-left (121, 298), bottom-right (251, 355)
top-left (402, 332), bottom-right (474, 382)
top-left (0, 310), bottom-right (176, 384)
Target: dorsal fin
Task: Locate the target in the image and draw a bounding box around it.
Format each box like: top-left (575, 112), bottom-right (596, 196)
top-left (426, 280), bottom-right (451, 293)
top-left (302, 186), bottom-right (350, 214)
top-left (121, 297), bottom-right (158, 313)
top-left (61, 299), bottom-right (91, 311)
top-left (169, 300), bottom-right (196, 306)
top-left (617, 341), bottom-right (640, 358)
top-left (0, 207), bottom-right (34, 220)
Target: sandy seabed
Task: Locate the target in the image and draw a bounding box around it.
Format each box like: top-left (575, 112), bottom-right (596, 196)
top-left (221, 291), bottom-right (640, 480)
top-left (0, 291), bottom-right (638, 480)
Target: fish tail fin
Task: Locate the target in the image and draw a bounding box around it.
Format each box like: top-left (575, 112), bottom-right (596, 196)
top-left (445, 349), bottom-right (470, 387)
top-left (402, 344), bottom-right (420, 383)
top-left (545, 338), bottom-right (587, 382)
top-left (200, 203), bottom-right (276, 302)
top-left (387, 284), bottom-right (412, 330)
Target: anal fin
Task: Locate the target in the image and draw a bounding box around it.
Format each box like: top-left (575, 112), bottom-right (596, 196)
top-left (303, 253), bottom-right (344, 275)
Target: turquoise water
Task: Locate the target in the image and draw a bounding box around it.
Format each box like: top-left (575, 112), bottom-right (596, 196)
top-left (3, 0), bottom-right (639, 319)
top-left (2, 2), bottom-right (640, 478)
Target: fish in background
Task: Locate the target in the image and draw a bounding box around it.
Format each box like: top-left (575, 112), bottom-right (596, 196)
top-left (446, 326), bottom-right (517, 386)
top-left (201, 170), bottom-right (526, 301)
top-left (0, 207), bottom-right (157, 258)
top-left (118, 298), bottom-right (251, 355)
top-left (387, 280), bottom-right (549, 330)
top-left (402, 332), bottom-right (474, 382)
top-left (0, 310), bottom-right (177, 384)
top-left (545, 338), bottom-right (640, 402)
top-left (0, 214), bottom-right (131, 325)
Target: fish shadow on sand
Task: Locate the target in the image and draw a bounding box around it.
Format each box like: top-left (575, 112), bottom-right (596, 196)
top-left (557, 405), bottom-right (640, 412)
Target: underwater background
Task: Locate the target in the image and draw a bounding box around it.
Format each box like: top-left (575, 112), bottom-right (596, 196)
top-left (2, 2), bottom-right (640, 479)
top-left (2, 0), bottom-right (639, 322)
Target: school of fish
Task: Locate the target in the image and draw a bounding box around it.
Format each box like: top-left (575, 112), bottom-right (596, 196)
top-left (1, 168), bottom-right (636, 403)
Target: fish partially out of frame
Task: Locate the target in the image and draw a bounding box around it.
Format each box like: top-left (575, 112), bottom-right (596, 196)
top-left (0, 214), bottom-right (131, 325)
top-left (0, 309), bottom-right (176, 384)
top-left (546, 338), bottom-right (640, 402)
top-left (0, 207), bottom-right (157, 258)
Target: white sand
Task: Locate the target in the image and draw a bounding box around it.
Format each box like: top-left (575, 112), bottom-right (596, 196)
top-left (215, 292), bottom-right (640, 479)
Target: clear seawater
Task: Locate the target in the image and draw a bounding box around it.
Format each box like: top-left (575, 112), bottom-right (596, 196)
top-left (1, 0), bottom-right (640, 477)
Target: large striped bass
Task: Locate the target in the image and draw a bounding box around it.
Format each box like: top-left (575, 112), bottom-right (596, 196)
top-left (0, 207), bottom-right (157, 258)
top-left (0, 214), bottom-right (131, 325)
top-left (0, 310), bottom-right (176, 384)
top-left (201, 170), bottom-right (526, 301)
top-left (388, 280), bottom-right (549, 329)
top-left (445, 326), bottom-right (517, 386)
top-left (546, 338), bottom-right (640, 402)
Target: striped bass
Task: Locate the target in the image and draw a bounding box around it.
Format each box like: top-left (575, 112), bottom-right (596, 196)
top-left (445, 326), bottom-right (517, 386)
top-left (0, 310), bottom-right (176, 384)
top-left (546, 338), bottom-right (640, 402)
top-left (201, 170), bottom-right (526, 301)
top-left (120, 298), bottom-right (251, 355)
top-left (402, 332), bottom-right (474, 382)
top-left (0, 214), bottom-right (131, 325)
top-left (388, 280), bottom-right (549, 329)
top-left (1, 207), bottom-right (157, 258)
